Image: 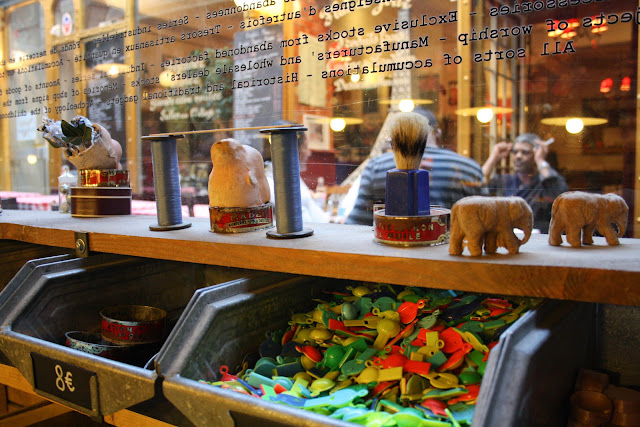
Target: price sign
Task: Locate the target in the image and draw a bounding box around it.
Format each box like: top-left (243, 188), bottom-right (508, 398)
top-left (31, 353), bottom-right (95, 410)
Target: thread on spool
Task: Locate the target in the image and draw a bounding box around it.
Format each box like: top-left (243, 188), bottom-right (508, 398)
top-left (142, 135), bottom-right (191, 231)
top-left (261, 126), bottom-right (313, 239)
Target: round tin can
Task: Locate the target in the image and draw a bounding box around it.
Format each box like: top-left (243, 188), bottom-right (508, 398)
top-left (373, 207), bottom-right (450, 247)
top-left (209, 203), bottom-right (274, 233)
top-left (79, 169), bottom-right (130, 187)
top-left (70, 186), bottom-right (132, 217)
top-left (100, 305), bottom-right (166, 345)
top-left (65, 331), bottom-right (131, 361)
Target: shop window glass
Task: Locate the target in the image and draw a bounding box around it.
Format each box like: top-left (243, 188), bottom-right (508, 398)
top-left (53, 0), bottom-right (75, 37)
top-left (6, 3), bottom-right (48, 193)
top-left (0, 0), bottom-right (637, 237)
top-left (84, 0), bottom-right (124, 29)
top-left (8, 3), bottom-right (44, 60)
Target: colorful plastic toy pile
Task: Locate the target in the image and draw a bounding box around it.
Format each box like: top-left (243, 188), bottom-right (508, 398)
top-left (203, 284), bottom-right (541, 426)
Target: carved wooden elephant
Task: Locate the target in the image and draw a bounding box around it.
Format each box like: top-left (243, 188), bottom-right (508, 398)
top-left (449, 196), bottom-right (533, 256)
top-left (548, 191), bottom-right (628, 247)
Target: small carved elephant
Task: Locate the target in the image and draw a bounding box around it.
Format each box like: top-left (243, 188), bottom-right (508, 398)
top-left (549, 191), bottom-right (628, 247)
top-left (449, 196), bottom-right (533, 256)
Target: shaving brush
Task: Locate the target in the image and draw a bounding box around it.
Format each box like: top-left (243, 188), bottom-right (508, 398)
top-left (385, 111), bottom-right (431, 216)
top-left (390, 112), bottom-right (431, 170)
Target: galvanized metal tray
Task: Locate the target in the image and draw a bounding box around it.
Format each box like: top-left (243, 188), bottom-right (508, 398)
top-left (161, 277), bottom-right (595, 427)
top-left (0, 253), bottom-right (269, 418)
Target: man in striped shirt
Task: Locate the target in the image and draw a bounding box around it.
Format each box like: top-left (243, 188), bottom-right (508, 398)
top-left (346, 110), bottom-right (486, 226)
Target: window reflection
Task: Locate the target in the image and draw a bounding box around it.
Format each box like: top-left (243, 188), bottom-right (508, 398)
top-left (84, 0), bottom-right (124, 29)
top-left (8, 3), bottom-right (44, 60)
top-left (53, 0), bottom-right (75, 37)
top-left (0, 0), bottom-right (637, 237)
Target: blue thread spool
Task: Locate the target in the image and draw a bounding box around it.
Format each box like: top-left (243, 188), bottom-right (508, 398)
top-left (260, 126), bottom-right (313, 239)
top-left (142, 135), bottom-right (191, 231)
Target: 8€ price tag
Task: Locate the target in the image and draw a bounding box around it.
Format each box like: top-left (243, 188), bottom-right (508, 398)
top-left (31, 353), bottom-right (95, 411)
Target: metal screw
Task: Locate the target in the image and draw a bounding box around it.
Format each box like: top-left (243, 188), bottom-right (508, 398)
top-left (75, 238), bottom-right (86, 253)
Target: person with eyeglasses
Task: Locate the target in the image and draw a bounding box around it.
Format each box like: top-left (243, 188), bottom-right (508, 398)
top-left (482, 133), bottom-right (569, 233)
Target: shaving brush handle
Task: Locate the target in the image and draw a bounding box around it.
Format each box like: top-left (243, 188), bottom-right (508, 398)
top-left (385, 169), bottom-right (431, 216)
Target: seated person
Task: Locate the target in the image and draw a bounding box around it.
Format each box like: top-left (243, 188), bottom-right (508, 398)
top-left (346, 109), bottom-right (486, 226)
top-left (482, 133), bottom-right (569, 233)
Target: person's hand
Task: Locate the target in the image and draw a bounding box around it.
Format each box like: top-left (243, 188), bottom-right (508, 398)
top-left (534, 139), bottom-right (549, 164)
top-left (492, 141), bottom-right (513, 161)
top-left (482, 141), bottom-right (512, 178)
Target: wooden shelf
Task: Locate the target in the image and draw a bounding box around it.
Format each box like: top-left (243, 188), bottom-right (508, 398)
top-left (1, 210), bottom-right (639, 306)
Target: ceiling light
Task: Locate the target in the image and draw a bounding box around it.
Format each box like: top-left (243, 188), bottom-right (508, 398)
top-left (540, 116), bottom-right (607, 134)
top-left (330, 118), bottom-right (346, 132)
top-left (455, 106), bottom-right (513, 117)
top-left (565, 118), bottom-right (584, 134)
top-left (379, 99), bottom-right (434, 106)
top-left (476, 108), bottom-right (494, 123)
top-left (600, 78), bottom-right (613, 93)
top-left (621, 76), bottom-right (631, 92)
top-left (398, 99), bottom-right (415, 112)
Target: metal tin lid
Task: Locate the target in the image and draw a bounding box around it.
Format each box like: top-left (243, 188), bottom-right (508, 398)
top-left (79, 169), bottom-right (130, 187)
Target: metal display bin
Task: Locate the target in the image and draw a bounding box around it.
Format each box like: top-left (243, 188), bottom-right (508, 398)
top-left (0, 240), bottom-right (71, 291)
top-left (0, 253), bottom-right (73, 323)
top-left (0, 253), bottom-right (73, 366)
top-left (0, 253), bottom-right (288, 418)
top-left (473, 300), bottom-right (596, 426)
top-left (161, 277), bottom-right (596, 427)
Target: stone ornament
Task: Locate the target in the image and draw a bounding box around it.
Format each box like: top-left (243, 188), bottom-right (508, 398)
top-left (208, 138), bottom-right (271, 208)
top-left (449, 196), bottom-right (533, 256)
top-left (38, 116), bottom-right (122, 170)
top-left (549, 191), bottom-right (628, 247)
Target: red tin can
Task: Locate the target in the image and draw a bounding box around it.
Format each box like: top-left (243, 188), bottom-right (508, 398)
top-left (79, 169), bottom-right (130, 187)
top-left (100, 305), bottom-right (166, 345)
top-left (209, 203), bottom-right (274, 233)
top-left (373, 207), bottom-right (450, 247)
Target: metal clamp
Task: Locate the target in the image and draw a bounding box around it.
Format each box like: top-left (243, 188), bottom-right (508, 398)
top-left (75, 232), bottom-right (90, 258)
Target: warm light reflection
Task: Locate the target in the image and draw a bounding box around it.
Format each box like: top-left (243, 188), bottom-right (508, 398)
top-left (398, 99), bottom-right (415, 112)
top-left (159, 70), bottom-right (176, 87)
top-left (455, 106), bottom-right (513, 118)
top-left (621, 76), bottom-right (631, 92)
top-left (350, 73), bottom-right (360, 83)
top-left (379, 99), bottom-right (434, 107)
top-left (566, 118), bottom-right (585, 134)
top-left (27, 155), bottom-right (38, 165)
top-left (600, 78), bottom-right (613, 93)
top-left (311, 116), bottom-right (363, 131)
top-left (93, 63), bottom-right (129, 77)
top-left (541, 117), bottom-right (607, 129)
top-left (476, 108), bottom-right (494, 123)
top-left (547, 18), bottom-right (580, 38)
top-left (330, 118), bottom-right (346, 132)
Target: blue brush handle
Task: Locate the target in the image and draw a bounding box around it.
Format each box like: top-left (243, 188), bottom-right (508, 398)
top-left (385, 169), bottom-right (430, 216)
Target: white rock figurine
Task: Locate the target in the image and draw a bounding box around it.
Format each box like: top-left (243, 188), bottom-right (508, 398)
top-left (208, 138), bottom-right (271, 208)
